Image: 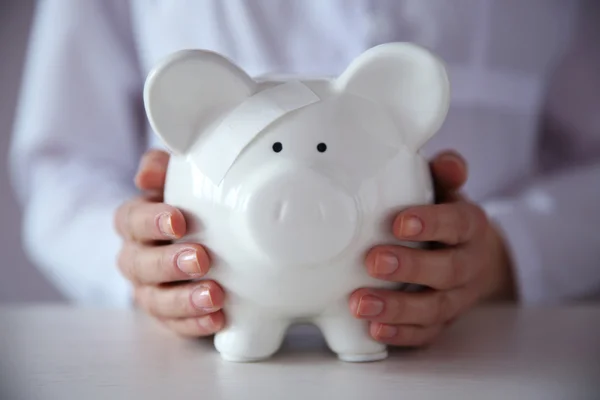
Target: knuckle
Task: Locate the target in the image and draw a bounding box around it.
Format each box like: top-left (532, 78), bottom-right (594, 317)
top-left (460, 203), bottom-right (487, 241)
top-left (115, 201), bottom-right (133, 239)
top-left (429, 211), bottom-right (442, 238)
top-left (125, 201), bottom-right (139, 241)
top-left (173, 324), bottom-right (197, 338)
top-left (116, 246), bottom-right (131, 279)
top-left (155, 247), bottom-right (172, 281)
top-left (413, 330), bottom-right (431, 347)
top-left (473, 206), bottom-right (489, 235)
top-left (179, 287), bottom-right (196, 315)
top-left (144, 289), bottom-right (161, 318)
top-left (130, 245), bottom-right (145, 284)
top-left (113, 206), bottom-right (123, 236)
top-left (456, 205), bottom-right (471, 243)
top-left (448, 250), bottom-right (467, 287)
top-left (120, 244), bottom-right (142, 285)
top-left (398, 326), bottom-right (429, 347)
top-left (388, 294), bottom-right (407, 323)
top-left (159, 319), bottom-right (181, 335)
top-left (433, 292), bottom-right (451, 324)
top-left (136, 286), bottom-right (155, 315)
top-left (397, 326), bottom-right (415, 344)
top-left (133, 287), bottom-right (143, 305)
top-left (134, 287), bottom-right (151, 311)
top-left (149, 210), bottom-right (163, 237)
top-left (399, 250), bottom-right (419, 284)
top-left (420, 327), bottom-right (441, 346)
top-left (130, 202), bottom-right (162, 242)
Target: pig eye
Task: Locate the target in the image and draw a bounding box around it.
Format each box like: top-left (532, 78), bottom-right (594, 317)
top-left (317, 143), bottom-right (327, 153)
top-left (272, 142), bottom-right (283, 153)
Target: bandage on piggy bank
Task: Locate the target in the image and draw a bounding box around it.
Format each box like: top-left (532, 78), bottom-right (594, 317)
top-left (143, 42), bottom-right (450, 362)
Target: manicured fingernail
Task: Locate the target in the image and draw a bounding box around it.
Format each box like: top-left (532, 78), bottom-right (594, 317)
top-left (357, 295), bottom-right (384, 317)
top-left (400, 216), bottom-right (423, 237)
top-left (191, 286), bottom-right (215, 311)
top-left (377, 324), bottom-right (398, 338)
top-left (177, 249), bottom-right (203, 276)
top-left (157, 212), bottom-right (175, 237)
top-left (374, 252), bottom-right (399, 275)
top-left (197, 314), bottom-right (216, 331)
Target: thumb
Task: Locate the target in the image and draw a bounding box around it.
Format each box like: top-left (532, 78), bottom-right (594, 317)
top-left (135, 149), bottom-right (170, 194)
top-left (429, 150), bottom-right (468, 202)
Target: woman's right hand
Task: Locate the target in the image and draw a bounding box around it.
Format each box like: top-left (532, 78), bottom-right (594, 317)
top-left (114, 149), bottom-right (225, 337)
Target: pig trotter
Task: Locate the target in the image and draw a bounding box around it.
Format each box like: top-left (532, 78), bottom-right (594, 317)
top-left (316, 302), bottom-right (388, 362)
top-left (214, 314), bottom-right (288, 362)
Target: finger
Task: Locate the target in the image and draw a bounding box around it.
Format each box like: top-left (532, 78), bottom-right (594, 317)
top-left (365, 245), bottom-right (473, 290)
top-left (161, 311), bottom-right (225, 338)
top-left (369, 322), bottom-right (443, 347)
top-left (429, 151), bottom-right (468, 203)
top-left (114, 198), bottom-right (186, 242)
top-left (135, 149), bottom-right (170, 192)
top-left (349, 286), bottom-right (476, 326)
top-left (135, 280), bottom-right (225, 319)
top-left (429, 150), bottom-right (468, 195)
top-left (118, 242), bottom-right (210, 285)
top-left (393, 201), bottom-right (487, 245)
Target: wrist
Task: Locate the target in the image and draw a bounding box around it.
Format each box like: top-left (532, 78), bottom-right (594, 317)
top-left (484, 223), bottom-right (517, 302)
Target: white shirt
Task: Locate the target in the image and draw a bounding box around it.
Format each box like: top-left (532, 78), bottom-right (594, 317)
top-left (9, 0), bottom-right (600, 307)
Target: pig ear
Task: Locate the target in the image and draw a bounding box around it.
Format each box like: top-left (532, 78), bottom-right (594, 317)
top-left (143, 50), bottom-right (257, 155)
top-left (336, 43), bottom-right (450, 152)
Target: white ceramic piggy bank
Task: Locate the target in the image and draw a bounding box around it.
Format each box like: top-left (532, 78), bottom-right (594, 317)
top-left (143, 42), bottom-right (450, 362)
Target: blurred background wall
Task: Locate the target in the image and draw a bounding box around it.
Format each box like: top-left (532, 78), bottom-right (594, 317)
top-left (0, 0), bottom-right (64, 303)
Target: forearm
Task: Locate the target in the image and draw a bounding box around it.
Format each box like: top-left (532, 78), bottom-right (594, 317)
top-left (21, 158), bottom-right (138, 306)
top-left (482, 162), bottom-right (600, 304)
top-left (8, 0), bottom-right (144, 305)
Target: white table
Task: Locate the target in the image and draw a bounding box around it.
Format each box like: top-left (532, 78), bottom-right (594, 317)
top-left (1, 304), bottom-right (599, 400)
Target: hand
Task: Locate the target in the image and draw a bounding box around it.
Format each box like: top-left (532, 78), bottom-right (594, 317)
top-left (114, 149), bottom-right (225, 337)
top-left (349, 151), bottom-right (515, 348)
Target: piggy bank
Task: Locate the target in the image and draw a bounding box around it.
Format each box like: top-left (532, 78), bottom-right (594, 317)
top-left (143, 42), bottom-right (450, 362)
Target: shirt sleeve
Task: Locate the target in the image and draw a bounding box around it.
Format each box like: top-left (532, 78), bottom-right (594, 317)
top-left (482, 7), bottom-right (600, 305)
top-left (8, 0), bottom-right (144, 306)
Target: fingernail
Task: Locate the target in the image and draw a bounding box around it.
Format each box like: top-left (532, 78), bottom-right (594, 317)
top-left (137, 158), bottom-right (161, 176)
top-left (438, 153), bottom-right (462, 166)
top-left (377, 324), bottom-right (398, 338)
top-left (357, 295), bottom-right (384, 317)
top-left (197, 314), bottom-right (216, 331)
top-left (400, 216), bottom-right (423, 237)
top-left (148, 157), bottom-right (165, 173)
top-left (191, 286), bottom-right (215, 311)
top-left (374, 252), bottom-right (399, 275)
top-left (157, 212), bottom-right (175, 237)
top-left (177, 249), bottom-right (203, 276)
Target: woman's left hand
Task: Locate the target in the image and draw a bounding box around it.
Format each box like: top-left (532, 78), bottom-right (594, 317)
top-left (349, 151), bottom-right (516, 347)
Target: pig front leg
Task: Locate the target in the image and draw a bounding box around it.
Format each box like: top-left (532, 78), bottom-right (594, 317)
top-left (315, 299), bottom-right (388, 362)
top-left (214, 303), bottom-right (289, 362)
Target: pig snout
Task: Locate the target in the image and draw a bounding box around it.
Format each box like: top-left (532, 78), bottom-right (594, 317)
top-left (242, 167), bottom-right (359, 266)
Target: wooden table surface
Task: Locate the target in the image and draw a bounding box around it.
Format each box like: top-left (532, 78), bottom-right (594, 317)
top-left (1, 304), bottom-right (599, 400)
